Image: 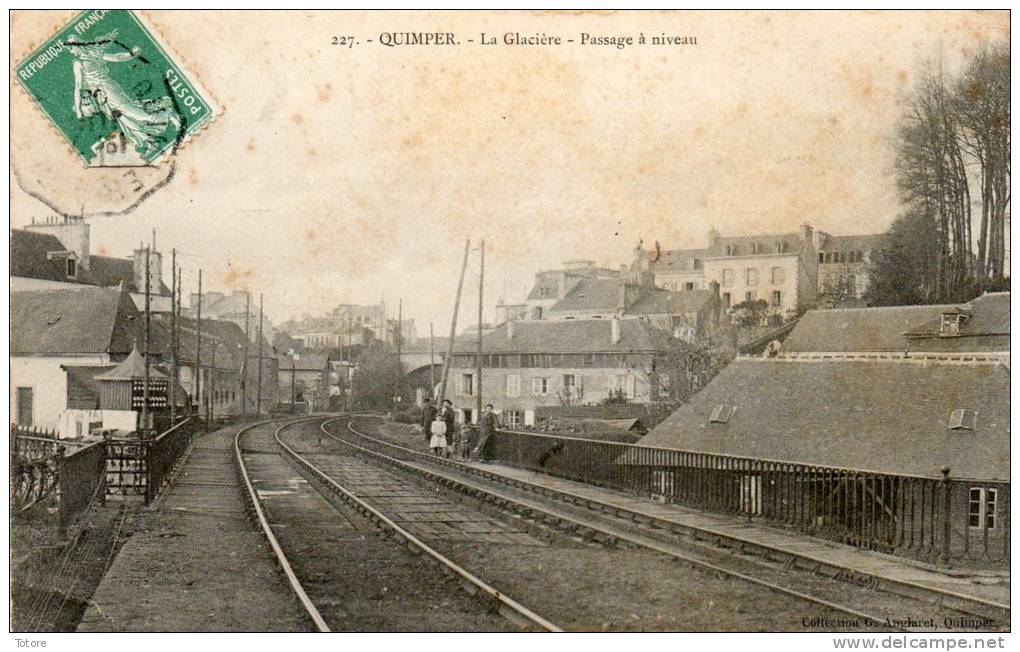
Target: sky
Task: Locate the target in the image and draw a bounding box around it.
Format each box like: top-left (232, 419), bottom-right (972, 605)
top-left (9, 10), bottom-right (1009, 332)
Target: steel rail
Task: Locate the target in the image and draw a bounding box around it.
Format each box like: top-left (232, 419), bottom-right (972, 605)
top-left (234, 418), bottom-right (331, 633)
top-left (274, 417), bottom-right (562, 633)
top-left (332, 416), bottom-right (1010, 630)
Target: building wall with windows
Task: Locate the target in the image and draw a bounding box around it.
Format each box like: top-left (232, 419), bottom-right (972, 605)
top-left (448, 355), bottom-right (655, 425)
top-left (703, 254), bottom-right (802, 315)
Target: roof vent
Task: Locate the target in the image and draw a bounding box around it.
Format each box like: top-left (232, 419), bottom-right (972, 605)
top-left (948, 408), bottom-right (977, 431)
top-left (709, 405), bottom-right (734, 424)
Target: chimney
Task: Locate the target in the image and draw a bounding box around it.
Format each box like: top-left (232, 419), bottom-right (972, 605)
top-left (707, 227), bottom-right (720, 249)
top-left (611, 317), bottom-right (622, 344)
top-left (800, 223), bottom-right (814, 245)
top-left (556, 272), bottom-right (567, 299)
top-left (507, 320), bottom-right (514, 340)
top-left (133, 247), bottom-right (164, 296)
top-left (617, 280), bottom-right (634, 314)
top-left (26, 216), bottom-right (91, 270)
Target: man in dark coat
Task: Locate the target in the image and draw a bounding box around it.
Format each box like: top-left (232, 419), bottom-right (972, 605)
top-left (471, 403), bottom-right (497, 461)
top-left (420, 398), bottom-right (437, 446)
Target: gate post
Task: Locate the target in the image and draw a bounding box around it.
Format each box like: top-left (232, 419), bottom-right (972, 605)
top-left (940, 466), bottom-right (951, 565)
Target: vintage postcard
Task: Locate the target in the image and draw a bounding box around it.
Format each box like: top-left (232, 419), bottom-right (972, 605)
top-left (8, 8), bottom-right (1011, 645)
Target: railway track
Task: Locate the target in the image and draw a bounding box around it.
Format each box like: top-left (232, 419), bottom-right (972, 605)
top-left (322, 415), bottom-right (1008, 633)
top-left (233, 417), bottom-right (556, 632)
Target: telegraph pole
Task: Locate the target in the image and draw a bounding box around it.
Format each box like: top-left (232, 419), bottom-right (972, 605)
top-left (256, 293), bottom-right (264, 415)
top-left (438, 239), bottom-right (470, 406)
top-left (169, 248), bottom-right (177, 423)
top-left (476, 240), bottom-right (484, 424)
top-left (429, 322), bottom-right (436, 397)
top-left (395, 298), bottom-right (402, 410)
top-left (196, 270), bottom-right (203, 424)
top-left (241, 292), bottom-right (250, 418)
top-left (142, 246), bottom-right (151, 435)
top-left (290, 356), bottom-right (296, 409)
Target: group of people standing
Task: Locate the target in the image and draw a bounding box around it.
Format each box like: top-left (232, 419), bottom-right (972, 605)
top-left (419, 398), bottom-right (497, 461)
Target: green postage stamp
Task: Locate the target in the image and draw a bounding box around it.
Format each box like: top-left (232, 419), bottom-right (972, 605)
top-left (15, 10), bottom-right (217, 167)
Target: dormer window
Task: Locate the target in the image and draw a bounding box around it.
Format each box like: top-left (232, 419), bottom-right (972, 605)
top-left (724, 244), bottom-right (736, 256)
top-left (949, 409), bottom-right (977, 431)
top-left (940, 312), bottom-right (968, 336)
top-left (709, 405), bottom-right (734, 424)
top-left (66, 257), bottom-right (77, 278)
top-left (750, 242), bottom-right (760, 255)
top-left (776, 241), bottom-right (788, 254)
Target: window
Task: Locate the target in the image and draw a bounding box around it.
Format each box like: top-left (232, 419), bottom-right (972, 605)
top-left (722, 292), bottom-right (731, 309)
top-left (941, 313), bottom-right (966, 336)
top-left (776, 241), bottom-right (788, 254)
top-left (66, 258), bottom-right (77, 278)
top-left (583, 354), bottom-right (595, 367)
top-left (969, 487), bottom-right (997, 530)
top-left (693, 259), bottom-right (702, 270)
top-left (460, 373), bottom-right (474, 396)
top-left (771, 266), bottom-right (785, 284)
top-left (562, 374), bottom-right (576, 389)
top-left (721, 269), bottom-right (734, 287)
top-left (505, 410), bottom-right (522, 428)
top-left (532, 306), bottom-right (543, 320)
top-left (745, 291), bottom-right (755, 303)
top-left (745, 268), bottom-right (758, 286)
top-left (608, 374), bottom-right (634, 398)
top-left (16, 387), bottom-right (33, 427)
top-left (684, 282), bottom-right (695, 291)
top-left (949, 408), bottom-right (977, 430)
top-left (724, 244), bottom-right (736, 256)
top-left (532, 377), bottom-right (548, 395)
top-left (709, 405), bottom-right (734, 424)
top-left (771, 290), bottom-right (782, 307)
top-left (750, 242), bottom-right (760, 255)
top-left (818, 252), bottom-right (825, 264)
top-left (506, 374), bottom-right (521, 397)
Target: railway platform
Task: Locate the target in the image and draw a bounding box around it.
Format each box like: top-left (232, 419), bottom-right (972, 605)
top-left (461, 460), bottom-right (1010, 609)
top-left (77, 424), bottom-right (310, 632)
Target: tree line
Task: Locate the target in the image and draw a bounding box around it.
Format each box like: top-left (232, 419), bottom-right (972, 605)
top-left (867, 42), bottom-right (1009, 306)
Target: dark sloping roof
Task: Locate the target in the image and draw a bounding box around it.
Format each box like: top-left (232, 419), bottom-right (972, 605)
top-left (10, 230), bottom-right (68, 281)
top-left (10, 229), bottom-right (171, 295)
top-left (11, 286), bottom-right (140, 355)
top-left (705, 232), bottom-right (804, 258)
top-left (904, 293), bottom-right (1010, 339)
top-left (648, 247), bottom-right (708, 272)
top-left (548, 278), bottom-right (626, 313)
top-left (639, 358), bottom-right (1009, 480)
top-left (817, 233), bottom-right (886, 252)
top-left (452, 319), bottom-right (680, 355)
top-left (782, 304), bottom-right (954, 353)
top-left (627, 289), bottom-right (715, 315)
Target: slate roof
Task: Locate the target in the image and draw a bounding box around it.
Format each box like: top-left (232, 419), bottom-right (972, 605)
top-left (647, 248), bottom-right (708, 273)
top-left (781, 304), bottom-right (954, 353)
top-left (904, 292), bottom-right (1010, 339)
top-left (638, 358), bottom-right (1009, 481)
top-left (149, 314), bottom-right (259, 370)
top-left (11, 286), bottom-right (140, 355)
top-left (705, 232), bottom-right (804, 258)
top-left (451, 319), bottom-right (680, 355)
top-left (10, 229), bottom-right (171, 295)
top-left (548, 278), bottom-right (628, 313)
top-left (63, 364), bottom-right (116, 409)
top-left (817, 233), bottom-right (886, 252)
top-left (627, 289), bottom-right (716, 315)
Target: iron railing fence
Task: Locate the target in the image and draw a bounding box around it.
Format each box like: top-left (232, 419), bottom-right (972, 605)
top-left (145, 417), bottom-right (194, 504)
top-left (58, 440), bottom-right (107, 531)
top-left (487, 429), bottom-right (1009, 565)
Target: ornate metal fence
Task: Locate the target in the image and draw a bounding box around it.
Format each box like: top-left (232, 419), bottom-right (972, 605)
top-left (488, 429), bottom-right (1009, 565)
top-left (11, 427), bottom-right (63, 513)
top-left (58, 440), bottom-right (108, 530)
top-left (145, 417), bottom-right (194, 503)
